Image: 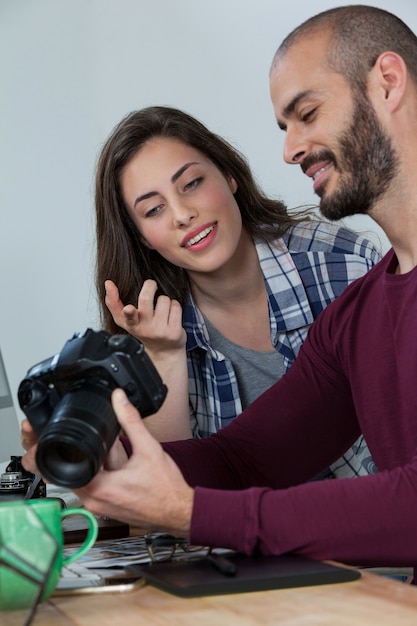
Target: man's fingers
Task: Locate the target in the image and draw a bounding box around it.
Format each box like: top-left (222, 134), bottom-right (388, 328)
top-left (21, 419), bottom-right (38, 451)
top-left (111, 389), bottom-right (154, 454)
top-left (21, 446), bottom-right (39, 474)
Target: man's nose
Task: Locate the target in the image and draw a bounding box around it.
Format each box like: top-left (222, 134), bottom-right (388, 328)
top-left (283, 127), bottom-right (307, 165)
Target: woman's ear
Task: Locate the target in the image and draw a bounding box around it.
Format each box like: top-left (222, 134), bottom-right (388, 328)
top-left (227, 174), bottom-right (238, 194)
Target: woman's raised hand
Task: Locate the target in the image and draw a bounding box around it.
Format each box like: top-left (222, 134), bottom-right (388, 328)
top-left (105, 279), bottom-right (186, 355)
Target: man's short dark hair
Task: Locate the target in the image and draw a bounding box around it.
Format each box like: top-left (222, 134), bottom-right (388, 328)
top-left (271, 5), bottom-right (417, 91)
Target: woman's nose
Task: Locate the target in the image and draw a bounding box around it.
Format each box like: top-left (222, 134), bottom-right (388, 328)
top-left (171, 202), bottom-right (198, 227)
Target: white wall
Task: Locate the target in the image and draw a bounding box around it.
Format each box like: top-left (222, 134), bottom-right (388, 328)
top-left (0, 0), bottom-right (415, 424)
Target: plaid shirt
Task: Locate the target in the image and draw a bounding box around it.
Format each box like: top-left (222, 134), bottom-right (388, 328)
top-left (183, 220), bottom-right (382, 478)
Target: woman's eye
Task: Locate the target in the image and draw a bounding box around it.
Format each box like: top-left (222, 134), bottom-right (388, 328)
top-left (144, 204), bottom-right (163, 218)
top-left (184, 177), bottom-right (202, 191)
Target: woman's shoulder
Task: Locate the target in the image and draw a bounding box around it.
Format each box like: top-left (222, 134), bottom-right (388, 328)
top-left (281, 219), bottom-right (382, 261)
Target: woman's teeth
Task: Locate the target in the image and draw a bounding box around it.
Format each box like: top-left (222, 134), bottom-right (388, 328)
top-left (185, 225), bottom-right (215, 247)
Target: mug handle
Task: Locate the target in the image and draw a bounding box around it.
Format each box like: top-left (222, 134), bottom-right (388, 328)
top-left (61, 508), bottom-right (99, 565)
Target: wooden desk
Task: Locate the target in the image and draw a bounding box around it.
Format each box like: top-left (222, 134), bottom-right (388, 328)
top-left (3, 568), bottom-right (417, 625)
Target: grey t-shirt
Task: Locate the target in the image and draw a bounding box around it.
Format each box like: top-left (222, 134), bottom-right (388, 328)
top-left (203, 316), bottom-right (285, 409)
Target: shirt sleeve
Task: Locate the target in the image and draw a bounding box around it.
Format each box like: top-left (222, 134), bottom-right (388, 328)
top-left (189, 464), bottom-right (416, 567)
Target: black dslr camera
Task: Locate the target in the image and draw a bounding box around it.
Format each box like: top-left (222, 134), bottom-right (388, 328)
top-left (18, 328), bottom-right (167, 489)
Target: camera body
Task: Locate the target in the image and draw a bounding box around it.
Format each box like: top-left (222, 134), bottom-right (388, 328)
top-left (0, 456), bottom-right (46, 502)
top-left (18, 328), bottom-right (167, 489)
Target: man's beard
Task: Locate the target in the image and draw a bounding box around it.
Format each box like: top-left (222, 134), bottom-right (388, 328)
top-left (311, 93), bottom-right (399, 221)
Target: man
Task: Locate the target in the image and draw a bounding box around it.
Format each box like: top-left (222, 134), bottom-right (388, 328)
top-left (22, 5), bottom-right (417, 572)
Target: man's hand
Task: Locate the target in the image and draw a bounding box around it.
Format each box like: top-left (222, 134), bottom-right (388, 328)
top-left (21, 419), bottom-right (40, 475)
top-left (76, 388), bottom-right (194, 536)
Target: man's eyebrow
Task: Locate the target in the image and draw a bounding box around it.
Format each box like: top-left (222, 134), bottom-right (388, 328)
top-left (133, 161), bottom-right (199, 208)
top-left (276, 91), bottom-right (315, 130)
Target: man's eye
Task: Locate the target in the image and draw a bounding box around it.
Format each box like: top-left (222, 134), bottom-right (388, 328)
top-left (301, 108), bottom-right (316, 122)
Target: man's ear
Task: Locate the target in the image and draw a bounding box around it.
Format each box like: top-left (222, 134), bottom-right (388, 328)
top-left (371, 51), bottom-right (407, 113)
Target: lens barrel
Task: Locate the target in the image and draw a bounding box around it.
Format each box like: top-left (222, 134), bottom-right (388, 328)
top-left (35, 385), bottom-right (119, 488)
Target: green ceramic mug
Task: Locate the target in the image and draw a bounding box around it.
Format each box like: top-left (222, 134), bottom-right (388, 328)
top-left (0, 498), bottom-right (98, 611)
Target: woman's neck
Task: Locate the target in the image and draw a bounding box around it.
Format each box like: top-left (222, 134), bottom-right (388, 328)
top-left (188, 233), bottom-right (273, 351)
top-left (188, 231), bottom-right (263, 310)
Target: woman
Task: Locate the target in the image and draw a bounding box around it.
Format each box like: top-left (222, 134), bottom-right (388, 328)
top-left (95, 106), bottom-right (380, 478)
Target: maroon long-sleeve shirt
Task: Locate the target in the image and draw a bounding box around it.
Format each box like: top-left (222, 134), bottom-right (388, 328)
top-left (163, 248), bottom-right (417, 572)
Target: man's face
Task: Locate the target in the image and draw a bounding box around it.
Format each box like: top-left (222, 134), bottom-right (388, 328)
top-left (270, 34), bottom-right (398, 219)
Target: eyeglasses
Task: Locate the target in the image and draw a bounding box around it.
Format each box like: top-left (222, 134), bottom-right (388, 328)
top-left (144, 533), bottom-right (237, 576)
top-left (144, 533), bottom-right (211, 563)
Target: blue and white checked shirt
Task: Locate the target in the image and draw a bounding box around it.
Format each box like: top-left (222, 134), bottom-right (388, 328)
top-left (183, 220), bottom-right (382, 478)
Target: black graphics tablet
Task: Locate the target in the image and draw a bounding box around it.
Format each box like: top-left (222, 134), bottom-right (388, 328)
top-left (127, 552), bottom-right (361, 598)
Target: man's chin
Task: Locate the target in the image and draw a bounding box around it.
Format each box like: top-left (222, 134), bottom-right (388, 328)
top-left (318, 195), bottom-right (349, 221)
top-left (316, 188), bottom-right (335, 220)
top-left (317, 180), bottom-right (364, 220)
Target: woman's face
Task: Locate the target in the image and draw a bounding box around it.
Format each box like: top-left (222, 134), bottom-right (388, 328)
top-left (120, 136), bottom-right (245, 277)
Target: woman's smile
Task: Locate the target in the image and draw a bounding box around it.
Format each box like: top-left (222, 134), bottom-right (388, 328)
top-left (181, 222), bottom-right (218, 249)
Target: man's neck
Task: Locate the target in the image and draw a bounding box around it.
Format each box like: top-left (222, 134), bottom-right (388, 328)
top-left (369, 192), bottom-right (417, 275)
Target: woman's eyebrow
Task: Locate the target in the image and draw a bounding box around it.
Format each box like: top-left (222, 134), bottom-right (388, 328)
top-left (171, 161), bottom-right (199, 183)
top-left (134, 190), bottom-right (158, 208)
top-left (133, 162), bottom-right (200, 208)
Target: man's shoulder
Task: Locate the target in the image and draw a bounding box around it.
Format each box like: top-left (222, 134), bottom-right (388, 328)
top-left (282, 220), bottom-right (381, 261)
top-left (312, 248), bottom-right (392, 325)
top-left (300, 251), bottom-right (390, 369)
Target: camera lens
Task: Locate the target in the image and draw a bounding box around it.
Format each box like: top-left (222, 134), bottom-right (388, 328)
top-left (52, 443), bottom-right (86, 464)
top-left (35, 385), bottom-right (120, 488)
